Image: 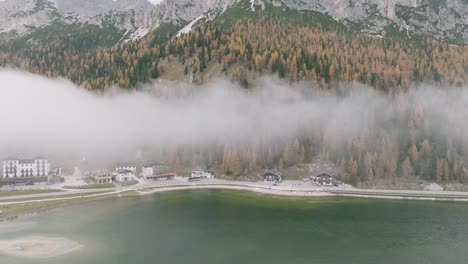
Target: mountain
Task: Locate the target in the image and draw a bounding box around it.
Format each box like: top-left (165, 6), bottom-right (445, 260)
top-left (0, 0), bottom-right (466, 91)
top-left (0, 0), bottom-right (237, 43)
top-left (0, 0), bottom-right (467, 44)
top-left (278, 0), bottom-right (468, 44)
top-left (1, 0), bottom-right (465, 91)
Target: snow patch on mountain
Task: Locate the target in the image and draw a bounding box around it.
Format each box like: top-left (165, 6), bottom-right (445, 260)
top-left (147, 0), bottom-right (163, 4)
top-left (122, 27), bottom-right (150, 44)
top-left (177, 15), bottom-right (205, 37)
top-left (250, 0), bottom-right (255, 11)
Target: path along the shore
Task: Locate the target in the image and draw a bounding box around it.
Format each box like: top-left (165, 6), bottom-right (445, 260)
top-left (2, 179), bottom-right (468, 205)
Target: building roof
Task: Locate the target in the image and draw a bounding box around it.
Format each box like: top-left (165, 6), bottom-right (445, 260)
top-left (263, 169), bottom-right (281, 177)
top-left (95, 174), bottom-right (112, 179)
top-left (311, 170), bottom-right (336, 178)
top-left (3, 157), bottom-right (48, 163)
top-left (192, 166), bottom-right (206, 172)
top-left (116, 169), bottom-right (134, 174)
top-left (146, 172), bottom-right (175, 178)
top-left (19, 159), bottom-right (35, 164)
top-left (116, 163), bottom-right (136, 167)
top-left (316, 173), bottom-right (333, 178)
top-left (143, 162), bottom-right (165, 168)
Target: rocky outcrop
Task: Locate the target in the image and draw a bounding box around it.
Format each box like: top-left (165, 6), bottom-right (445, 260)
top-left (0, 0), bottom-right (237, 41)
top-left (0, 0), bottom-right (466, 44)
top-left (424, 183), bottom-right (444, 191)
top-left (0, 0), bottom-right (58, 35)
top-left (276, 0), bottom-right (468, 44)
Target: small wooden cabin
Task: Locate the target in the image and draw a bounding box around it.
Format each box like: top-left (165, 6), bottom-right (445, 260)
top-left (191, 167), bottom-right (213, 179)
top-left (263, 170), bottom-right (282, 183)
top-left (315, 173), bottom-right (334, 186)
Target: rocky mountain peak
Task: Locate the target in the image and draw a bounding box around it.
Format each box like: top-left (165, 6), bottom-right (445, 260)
top-left (0, 0), bottom-right (466, 44)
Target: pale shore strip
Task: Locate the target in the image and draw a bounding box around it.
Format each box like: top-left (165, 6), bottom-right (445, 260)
top-left (137, 184), bottom-right (334, 197)
top-left (0, 190), bottom-right (122, 206)
top-left (3, 181), bottom-right (468, 208)
top-left (332, 193), bottom-right (468, 202)
top-left (137, 184), bottom-right (468, 202)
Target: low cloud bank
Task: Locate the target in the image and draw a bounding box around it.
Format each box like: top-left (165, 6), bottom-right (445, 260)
top-left (0, 70), bottom-right (466, 167)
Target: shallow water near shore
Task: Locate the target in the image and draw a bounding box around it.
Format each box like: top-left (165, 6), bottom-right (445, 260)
top-left (2, 190), bottom-right (468, 264)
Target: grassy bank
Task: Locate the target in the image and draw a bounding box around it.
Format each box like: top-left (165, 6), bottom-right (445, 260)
top-left (0, 189), bottom-right (63, 197)
top-left (63, 183), bottom-right (115, 189)
top-left (116, 180), bottom-right (139, 187)
top-left (0, 191), bottom-right (109, 203)
top-left (0, 190), bottom-right (139, 219)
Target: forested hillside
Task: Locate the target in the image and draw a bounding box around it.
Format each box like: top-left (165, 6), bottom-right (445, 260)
top-left (0, 2), bottom-right (466, 91)
top-left (0, 1), bottom-right (467, 187)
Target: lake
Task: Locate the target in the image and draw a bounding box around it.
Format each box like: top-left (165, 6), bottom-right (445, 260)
top-left (2, 190), bottom-right (468, 264)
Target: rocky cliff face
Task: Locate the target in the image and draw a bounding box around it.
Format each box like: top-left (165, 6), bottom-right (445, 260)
top-left (0, 0), bottom-right (466, 44)
top-left (276, 0), bottom-right (468, 43)
top-left (0, 0), bottom-right (237, 41)
top-left (0, 0), bottom-right (166, 37)
top-left (56, 0), bottom-right (158, 29)
top-left (0, 0), bottom-right (58, 35)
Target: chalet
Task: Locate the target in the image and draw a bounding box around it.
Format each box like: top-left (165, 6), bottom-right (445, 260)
top-left (190, 167), bottom-right (213, 179)
top-left (142, 162), bottom-right (176, 181)
top-left (314, 173), bottom-right (334, 186)
top-left (115, 163), bottom-right (137, 174)
top-left (115, 169), bottom-right (134, 182)
top-left (94, 172), bottom-right (112, 184)
top-left (263, 169), bottom-right (282, 183)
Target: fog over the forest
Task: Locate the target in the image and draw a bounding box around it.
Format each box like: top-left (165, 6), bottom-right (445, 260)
top-left (0, 70), bottom-right (466, 167)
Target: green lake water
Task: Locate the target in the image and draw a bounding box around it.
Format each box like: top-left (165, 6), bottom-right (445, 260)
top-left (2, 190), bottom-right (468, 264)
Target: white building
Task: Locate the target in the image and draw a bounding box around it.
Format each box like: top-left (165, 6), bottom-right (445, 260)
top-left (191, 167), bottom-right (213, 179)
top-left (115, 163), bottom-right (137, 174)
top-left (142, 162), bottom-right (175, 181)
top-left (49, 167), bottom-right (63, 177)
top-left (142, 162), bottom-right (166, 177)
top-left (115, 169), bottom-right (134, 182)
top-left (2, 157), bottom-right (51, 178)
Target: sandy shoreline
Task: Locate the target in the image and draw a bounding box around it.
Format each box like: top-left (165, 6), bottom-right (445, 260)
top-left (0, 236), bottom-right (82, 259)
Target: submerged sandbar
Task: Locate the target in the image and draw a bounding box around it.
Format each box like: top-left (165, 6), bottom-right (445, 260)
top-left (0, 236), bottom-right (82, 258)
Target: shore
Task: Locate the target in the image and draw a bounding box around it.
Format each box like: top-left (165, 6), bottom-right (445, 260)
top-left (136, 184), bottom-right (334, 197)
top-left (2, 179), bottom-right (468, 220)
